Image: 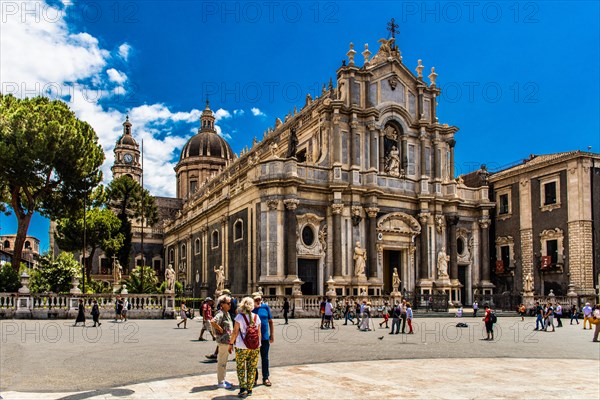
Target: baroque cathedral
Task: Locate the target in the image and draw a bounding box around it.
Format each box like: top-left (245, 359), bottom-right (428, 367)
top-left (110, 35), bottom-right (500, 305)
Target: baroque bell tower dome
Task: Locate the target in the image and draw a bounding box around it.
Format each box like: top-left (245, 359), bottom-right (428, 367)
top-left (175, 100), bottom-right (234, 199)
top-left (112, 116), bottom-right (142, 183)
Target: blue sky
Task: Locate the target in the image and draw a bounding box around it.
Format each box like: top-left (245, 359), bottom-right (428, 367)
top-left (1, 0), bottom-right (599, 252)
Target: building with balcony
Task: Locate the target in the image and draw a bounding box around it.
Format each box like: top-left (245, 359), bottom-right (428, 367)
top-left (0, 234), bottom-right (41, 268)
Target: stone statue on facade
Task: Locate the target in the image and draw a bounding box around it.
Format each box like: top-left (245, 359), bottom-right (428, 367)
top-left (392, 267), bottom-right (401, 293)
top-left (385, 146), bottom-right (400, 177)
top-left (353, 241), bottom-right (367, 276)
top-left (165, 264), bottom-right (176, 293)
top-left (287, 128), bottom-right (298, 158)
top-left (214, 265), bottom-right (225, 292)
top-left (437, 247), bottom-right (449, 278)
top-left (113, 259), bottom-right (122, 283)
top-left (524, 273), bottom-right (533, 293)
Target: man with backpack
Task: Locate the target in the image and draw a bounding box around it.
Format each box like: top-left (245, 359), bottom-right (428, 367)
top-left (483, 304), bottom-right (496, 340)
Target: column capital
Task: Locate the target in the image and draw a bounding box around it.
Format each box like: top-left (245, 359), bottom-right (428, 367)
top-left (331, 203), bottom-right (344, 215)
top-left (220, 216), bottom-right (228, 225)
top-left (479, 218), bottom-right (491, 229)
top-left (446, 215), bottom-right (460, 226)
top-left (283, 198), bottom-right (299, 210)
top-left (418, 212), bottom-right (430, 224)
top-left (267, 199), bottom-right (279, 210)
top-left (365, 207), bottom-right (379, 218)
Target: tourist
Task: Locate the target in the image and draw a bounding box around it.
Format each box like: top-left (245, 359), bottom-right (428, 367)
top-left (518, 304), bottom-right (526, 321)
top-left (177, 300), bottom-right (188, 328)
top-left (322, 298), bottom-right (335, 330)
top-left (400, 299), bottom-right (408, 333)
top-left (73, 298), bottom-right (86, 327)
top-left (406, 302), bottom-right (414, 334)
top-left (355, 300), bottom-right (363, 328)
top-left (379, 301), bottom-right (390, 329)
top-left (456, 307), bottom-right (463, 318)
top-left (570, 305), bottom-right (580, 325)
top-left (483, 304), bottom-right (494, 340)
top-left (211, 294), bottom-right (234, 389)
top-left (555, 302), bottom-right (563, 327)
top-left (472, 301), bottom-right (478, 317)
top-left (199, 297), bottom-right (216, 341)
top-left (534, 301), bottom-right (544, 331)
top-left (115, 296), bottom-right (123, 322)
top-left (229, 296), bottom-right (261, 398)
top-left (282, 298), bottom-right (290, 324)
top-left (319, 297), bottom-right (327, 329)
top-left (359, 301), bottom-right (372, 331)
top-left (343, 300), bottom-right (354, 325)
top-left (592, 305), bottom-right (600, 342)
top-left (253, 292), bottom-right (274, 387)
top-left (583, 303), bottom-right (593, 330)
top-left (91, 300), bottom-right (101, 327)
top-left (390, 301), bottom-right (401, 334)
top-left (544, 302), bottom-right (555, 332)
top-left (207, 289), bottom-right (238, 360)
top-left (121, 298), bottom-right (129, 322)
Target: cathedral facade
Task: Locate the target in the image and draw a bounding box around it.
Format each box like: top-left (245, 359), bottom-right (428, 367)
top-left (161, 38), bottom-right (495, 305)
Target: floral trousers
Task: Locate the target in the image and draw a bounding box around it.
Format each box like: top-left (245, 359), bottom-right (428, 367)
top-left (235, 348), bottom-right (260, 390)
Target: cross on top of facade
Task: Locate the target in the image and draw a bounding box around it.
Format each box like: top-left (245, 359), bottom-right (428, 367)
top-left (387, 18), bottom-right (399, 39)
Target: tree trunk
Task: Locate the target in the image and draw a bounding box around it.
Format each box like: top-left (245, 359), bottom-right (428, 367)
top-left (86, 247), bottom-right (97, 283)
top-left (12, 213), bottom-right (33, 272)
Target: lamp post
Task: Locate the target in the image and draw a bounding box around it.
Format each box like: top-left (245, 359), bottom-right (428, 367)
top-left (82, 179), bottom-right (87, 294)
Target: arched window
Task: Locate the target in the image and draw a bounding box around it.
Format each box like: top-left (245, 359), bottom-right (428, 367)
top-left (212, 230), bottom-right (219, 248)
top-left (194, 238), bottom-right (201, 254)
top-left (3, 240), bottom-right (10, 249)
top-left (181, 243), bottom-right (187, 259)
top-left (25, 241), bottom-right (31, 249)
top-left (234, 219), bottom-right (243, 242)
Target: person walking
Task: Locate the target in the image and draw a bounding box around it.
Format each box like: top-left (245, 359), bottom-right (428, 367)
top-left (211, 294), bottom-right (234, 389)
top-left (390, 301), bottom-right (401, 334)
top-left (322, 298), bottom-right (335, 329)
top-left (319, 297), bottom-right (327, 329)
top-left (483, 304), bottom-right (495, 340)
top-left (177, 300), bottom-right (188, 328)
top-left (591, 305), bottom-right (600, 342)
top-left (114, 296), bottom-right (123, 322)
top-left (359, 301), bottom-right (372, 331)
top-left (355, 301), bottom-right (363, 328)
top-left (472, 301), bottom-right (479, 317)
top-left (406, 302), bottom-right (414, 334)
top-left (544, 302), bottom-right (555, 332)
top-left (121, 298), bottom-right (129, 322)
top-left (91, 300), bottom-right (101, 327)
top-left (282, 298), bottom-right (290, 324)
top-left (534, 301), bottom-right (544, 331)
top-left (400, 300), bottom-right (408, 333)
top-left (229, 296), bottom-right (261, 398)
top-left (74, 299), bottom-right (86, 327)
top-left (379, 302), bottom-right (390, 329)
top-left (200, 297), bottom-right (216, 340)
top-left (555, 302), bottom-right (563, 327)
top-left (583, 303), bottom-right (593, 329)
top-left (570, 305), bottom-right (580, 325)
top-left (343, 300), bottom-right (354, 325)
top-left (518, 304), bottom-right (526, 321)
top-left (253, 292), bottom-right (274, 387)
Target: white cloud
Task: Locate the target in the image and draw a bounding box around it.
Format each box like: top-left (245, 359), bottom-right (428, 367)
top-left (233, 109), bottom-right (245, 116)
top-left (214, 108), bottom-right (231, 122)
top-left (118, 43), bottom-right (131, 60)
top-left (251, 107), bottom-right (266, 117)
top-left (106, 68), bottom-right (128, 84)
top-left (0, 0), bottom-right (197, 198)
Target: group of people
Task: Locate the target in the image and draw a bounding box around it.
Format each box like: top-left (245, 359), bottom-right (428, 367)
top-left (73, 296), bottom-right (130, 327)
top-left (337, 298), bottom-right (414, 334)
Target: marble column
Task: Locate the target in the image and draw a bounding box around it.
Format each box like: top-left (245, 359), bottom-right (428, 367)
top-left (401, 135), bottom-right (408, 172)
top-left (379, 131), bottom-right (385, 172)
top-left (418, 213), bottom-right (429, 280)
top-left (332, 203), bottom-right (344, 277)
top-left (420, 133), bottom-right (428, 177)
top-left (433, 140), bottom-right (441, 180)
top-left (284, 199), bottom-right (299, 278)
top-left (369, 126), bottom-right (378, 170)
top-left (366, 207), bottom-right (379, 280)
top-left (480, 218), bottom-right (491, 282)
top-left (447, 215), bottom-right (459, 280)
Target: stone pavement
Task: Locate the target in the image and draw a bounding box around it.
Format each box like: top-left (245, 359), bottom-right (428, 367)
top-left (1, 317), bottom-right (599, 399)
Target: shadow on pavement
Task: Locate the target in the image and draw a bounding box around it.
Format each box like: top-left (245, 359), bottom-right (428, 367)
top-left (57, 388), bottom-right (135, 400)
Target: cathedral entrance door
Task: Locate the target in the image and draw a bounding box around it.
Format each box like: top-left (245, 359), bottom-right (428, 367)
top-left (298, 258), bottom-right (318, 295)
top-left (383, 250), bottom-right (401, 295)
top-left (458, 264), bottom-right (467, 305)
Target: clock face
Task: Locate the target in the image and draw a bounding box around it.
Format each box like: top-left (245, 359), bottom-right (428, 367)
top-left (124, 153), bottom-right (133, 163)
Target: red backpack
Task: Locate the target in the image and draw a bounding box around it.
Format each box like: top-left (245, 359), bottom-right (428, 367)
top-left (241, 313), bottom-right (260, 349)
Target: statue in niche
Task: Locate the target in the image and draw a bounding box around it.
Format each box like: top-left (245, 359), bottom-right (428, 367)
top-left (287, 128), bottom-right (298, 158)
top-left (524, 273), bottom-right (533, 293)
top-left (214, 265), bottom-right (225, 292)
top-left (385, 145), bottom-right (400, 177)
top-left (392, 267), bottom-right (401, 293)
top-left (353, 241), bottom-right (367, 276)
top-left (437, 247), bottom-right (449, 278)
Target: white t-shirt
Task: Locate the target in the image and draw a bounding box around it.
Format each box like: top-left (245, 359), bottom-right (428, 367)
top-left (324, 302), bottom-right (334, 316)
top-left (234, 312), bottom-right (261, 349)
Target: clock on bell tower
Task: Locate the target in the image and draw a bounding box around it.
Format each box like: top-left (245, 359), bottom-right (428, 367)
top-left (112, 115), bottom-right (142, 183)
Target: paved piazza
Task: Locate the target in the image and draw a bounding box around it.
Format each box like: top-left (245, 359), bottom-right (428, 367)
top-left (1, 316), bottom-right (599, 399)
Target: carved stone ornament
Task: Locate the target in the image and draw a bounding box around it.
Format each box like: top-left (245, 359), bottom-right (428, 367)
top-left (331, 203), bottom-right (344, 215)
top-left (540, 228), bottom-right (563, 240)
top-left (384, 125), bottom-right (398, 141)
top-left (457, 228), bottom-right (471, 264)
top-left (366, 207), bottom-right (379, 218)
top-left (297, 213), bottom-right (325, 227)
top-left (267, 200), bottom-right (279, 210)
top-left (435, 214), bottom-right (445, 233)
top-left (284, 198), bottom-right (300, 210)
top-left (377, 212), bottom-right (421, 235)
top-left (418, 213), bottom-right (429, 225)
top-left (319, 224), bottom-right (328, 252)
top-left (388, 76), bottom-right (399, 90)
top-left (479, 218), bottom-right (490, 230)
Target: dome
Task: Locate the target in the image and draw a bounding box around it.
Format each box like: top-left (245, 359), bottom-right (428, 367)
top-left (180, 130), bottom-right (234, 160)
top-left (118, 134), bottom-right (137, 146)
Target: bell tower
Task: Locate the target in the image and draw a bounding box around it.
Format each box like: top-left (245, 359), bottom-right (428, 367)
top-left (112, 116), bottom-right (142, 183)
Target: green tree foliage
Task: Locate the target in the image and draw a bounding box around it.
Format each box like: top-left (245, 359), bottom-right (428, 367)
top-left (159, 280), bottom-right (183, 296)
top-left (105, 176), bottom-right (158, 269)
top-left (0, 94), bottom-right (104, 271)
top-left (29, 252), bottom-right (80, 293)
top-left (87, 278), bottom-right (113, 294)
top-left (55, 207), bottom-right (124, 282)
top-left (0, 263), bottom-right (20, 292)
top-left (122, 265), bottom-right (159, 294)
